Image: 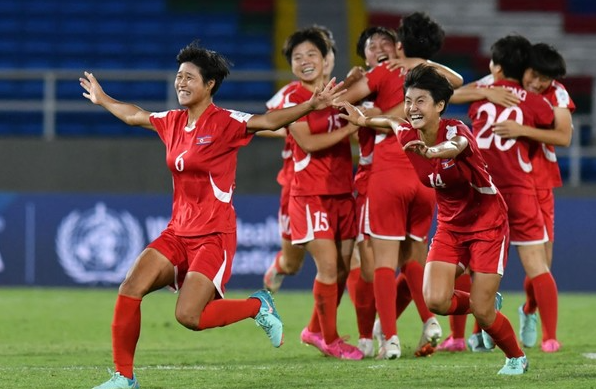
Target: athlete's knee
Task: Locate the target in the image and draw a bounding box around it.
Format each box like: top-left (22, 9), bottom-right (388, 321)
top-left (175, 308), bottom-right (200, 331)
top-left (424, 291), bottom-right (451, 315)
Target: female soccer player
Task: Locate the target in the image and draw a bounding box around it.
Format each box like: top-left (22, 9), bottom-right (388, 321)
top-left (339, 64), bottom-right (529, 375)
top-left (280, 27), bottom-right (363, 360)
top-left (80, 40), bottom-right (345, 389)
top-left (335, 14), bottom-right (463, 359)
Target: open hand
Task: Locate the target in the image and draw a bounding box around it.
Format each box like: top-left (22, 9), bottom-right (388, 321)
top-left (308, 77), bottom-right (347, 110)
top-left (337, 101), bottom-right (366, 127)
top-left (485, 87), bottom-right (520, 107)
top-left (402, 139), bottom-right (430, 157)
top-left (79, 71), bottom-right (106, 105)
top-left (492, 120), bottom-right (524, 138)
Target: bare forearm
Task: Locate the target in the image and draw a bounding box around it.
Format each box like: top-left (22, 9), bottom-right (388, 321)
top-left (100, 96), bottom-right (151, 127)
top-left (517, 126), bottom-right (571, 146)
top-left (293, 125), bottom-right (357, 153)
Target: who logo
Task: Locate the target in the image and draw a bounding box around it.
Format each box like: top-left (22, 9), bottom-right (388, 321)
top-left (55, 202), bottom-right (144, 284)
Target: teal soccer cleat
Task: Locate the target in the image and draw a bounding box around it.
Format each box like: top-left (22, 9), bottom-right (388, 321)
top-left (497, 355), bottom-right (529, 375)
top-left (482, 292), bottom-right (503, 350)
top-left (518, 304), bottom-right (538, 347)
top-left (92, 370), bottom-right (139, 389)
top-left (251, 289), bottom-right (284, 347)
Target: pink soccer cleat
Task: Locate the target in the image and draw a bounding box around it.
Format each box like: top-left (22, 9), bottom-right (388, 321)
top-left (300, 327), bottom-right (326, 354)
top-left (323, 338), bottom-right (364, 360)
top-left (541, 339), bottom-right (561, 353)
top-left (436, 335), bottom-right (467, 352)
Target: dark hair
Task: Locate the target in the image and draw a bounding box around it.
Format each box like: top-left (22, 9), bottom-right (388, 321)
top-left (529, 43), bottom-right (566, 79)
top-left (176, 40), bottom-right (231, 96)
top-left (282, 28), bottom-right (330, 64)
top-left (311, 24), bottom-right (337, 55)
top-left (404, 64), bottom-right (454, 115)
top-left (490, 35), bottom-right (532, 83)
top-left (356, 26), bottom-right (398, 59)
top-left (397, 12), bottom-right (444, 59)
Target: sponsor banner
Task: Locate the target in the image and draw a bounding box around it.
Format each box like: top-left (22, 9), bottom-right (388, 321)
top-left (0, 193), bottom-right (594, 291)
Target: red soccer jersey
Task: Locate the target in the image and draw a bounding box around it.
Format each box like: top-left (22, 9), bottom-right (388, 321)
top-left (149, 104), bottom-right (253, 236)
top-left (284, 84), bottom-right (354, 196)
top-left (468, 79), bottom-right (554, 194)
top-left (266, 82), bottom-right (300, 187)
top-left (533, 80), bottom-right (576, 189)
top-left (397, 119), bottom-right (508, 232)
top-left (354, 125), bottom-right (375, 196)
top-left (365, 63), bottom-right (412, 172)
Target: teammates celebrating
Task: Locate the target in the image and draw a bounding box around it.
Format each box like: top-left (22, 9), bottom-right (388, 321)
top-left (84, 11), bottom-right (573, 388)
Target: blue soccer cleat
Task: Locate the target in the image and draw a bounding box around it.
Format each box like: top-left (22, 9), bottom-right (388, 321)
top-left (250, 289), bottom-right (284, 348)
top-left (497, 355), bottom-right (529, 375)
top-left (92, 370), bottom-right (139, 389)
top-left (518, 304), bottom-right (538, 347)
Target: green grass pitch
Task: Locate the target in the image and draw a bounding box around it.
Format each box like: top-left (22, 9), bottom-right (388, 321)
top-left (0, 288), bottom-right (595, 389)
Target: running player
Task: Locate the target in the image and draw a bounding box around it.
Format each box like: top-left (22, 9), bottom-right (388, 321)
top-left (339, 63), bottom-right (529, 375)
top-left (335, 13), bottom-right (463, 359)
top-left (81, 40), bottom-right (346, 389)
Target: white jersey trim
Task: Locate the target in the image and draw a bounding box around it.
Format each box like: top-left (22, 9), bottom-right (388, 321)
top-left (209, 172), bottom-right (233, 203)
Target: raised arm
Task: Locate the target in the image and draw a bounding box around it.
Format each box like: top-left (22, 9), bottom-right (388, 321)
top-left (492, 106), bottom-right (573, 147)
top-left (247, 78), bottom-right (345, 133)
top-left (402, 136), bottom-right (469, 159)
top-left (338, 101), bottom-right (401, 133)
top-left (79, 72), bottom-right (154, 130)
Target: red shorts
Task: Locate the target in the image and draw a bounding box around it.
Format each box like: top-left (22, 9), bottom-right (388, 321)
top-left (148, 228), bottom-right (236, 297)
top-left (502, 192), bottom-right (548, 245)
top-left (278, 183), bottom-right (292, 240)
top-left (536, 188), bottom-right (555, 241)
top-left (289, 193), bottom-right (357, 244)
top-left (427, 223), bottom-right (509, 275)
top-left (355, 193), bottom-right (369, 243)
top-left (366, 168), bottom-right (435, 241)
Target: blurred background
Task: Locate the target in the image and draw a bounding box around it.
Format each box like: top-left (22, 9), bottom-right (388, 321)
top-left (0, 0), bottom-right (594, 291)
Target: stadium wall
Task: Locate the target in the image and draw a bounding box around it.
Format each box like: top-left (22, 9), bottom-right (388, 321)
top-left (0, 191), bottom-right (594, 292)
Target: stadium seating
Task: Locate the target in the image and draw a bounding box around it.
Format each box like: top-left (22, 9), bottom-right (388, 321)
top-left (0, 0), bottom-right (274, 136)
top-left (366, 0), bottom-right (596, 181)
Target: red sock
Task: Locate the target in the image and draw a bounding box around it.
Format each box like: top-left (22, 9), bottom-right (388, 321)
top-left (374, 267), bottom-right (397, 339)
top-left (355, 276), bottom-right (376, 338)
top-left (523, 275), bottom-right (537, 314)
top-left (451, 274), bottom-right (471, 338)
top-left (112, 295), bottom-right (142, 379)
top-left (446, 290), bottom-right (471, 315)
top-left (307, 307), bottom-right (321, 333)
top-left (532, 272), bottom-right (558, 341)
top-left (314, 280), bottom-right (339, 343)
top-left (197, 298), bottom-right (260, 330)
top-left (472, 320), bottom-right (481, 334)
top-left (395, 272), bottom-right (411, 319)
top-left (401, 262), bottom-right (433, 323)
top-left (346, 267), bottom-right (360, 307)
top-left (481, 311), bottom-right (524, 358)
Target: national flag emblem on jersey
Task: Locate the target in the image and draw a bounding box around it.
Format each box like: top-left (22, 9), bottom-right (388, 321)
top-left (196, 135), bottom-right (213, 145)
top-left (441, 158), bottom-right (455, 169)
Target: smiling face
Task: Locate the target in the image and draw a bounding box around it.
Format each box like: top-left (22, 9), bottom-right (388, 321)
top-left (404, 87), bottom-right (444, 131)
top-left (522, 68), bottom-right (552, 94)
top-left (290, 40), bottom-right (326, 85)
top-left (174, 62), bottom-right (214, 107)
top-left (364, 33), bottom-right (397, 67)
